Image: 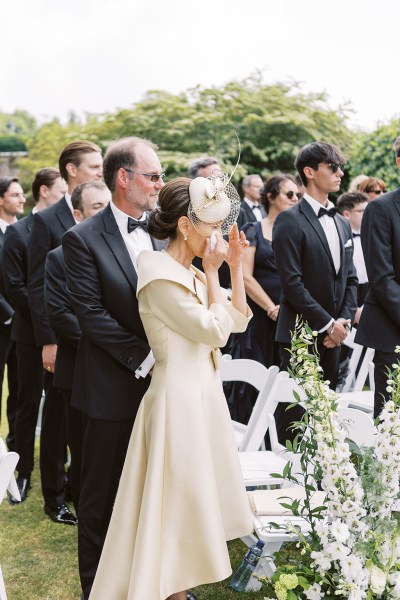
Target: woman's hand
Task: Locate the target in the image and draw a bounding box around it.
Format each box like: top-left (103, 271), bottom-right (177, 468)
top-left (267, 304), bottom-right (280, 321)
top-left (202, 231), bottom-right (227, 273)
top-left (226, 224), bottom-right (249, 269)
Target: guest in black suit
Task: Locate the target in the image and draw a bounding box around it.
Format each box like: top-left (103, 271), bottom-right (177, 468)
top-left (237, 174), bottom-right (266, 231)
top-left (0, 177), bottom-right (26, 452)
top-left (3, 168), bottom-right (66, 503)
top-left (62, 136), bottom-right (166, 599)
top-left (28, 140), bottom-right (103, 525)
top-left (273, 142), bottom-right (358, 441)
top-left (45, 180), bottom-right (110, 511)
top-left (356, 136), bottom-right (400, 417)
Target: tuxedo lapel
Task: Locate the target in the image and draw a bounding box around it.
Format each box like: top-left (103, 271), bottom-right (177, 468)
top-left (333, 214), bottom-right (350, 278)
top-left (101, 205), bottom-right (138, 291)
top-left (55, 197), bottom-right (75, 231)
top-left (299, 198), bottom-right (336, 271)
top-left (0, 230), bottom-right (4, 248)
top-left (393, 188), bottom-right (400, 219)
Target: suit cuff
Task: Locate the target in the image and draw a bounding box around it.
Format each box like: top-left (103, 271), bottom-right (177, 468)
top-left (135, 351), bottom-right (155, 379)
top-left (318, 318), bottom-right (334, 334)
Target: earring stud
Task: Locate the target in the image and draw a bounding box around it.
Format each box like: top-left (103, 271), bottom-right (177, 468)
top-left (184, 234), bottom-right (188, 241)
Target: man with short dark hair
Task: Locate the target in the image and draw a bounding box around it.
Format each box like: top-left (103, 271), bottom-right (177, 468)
top-left (356, 136), bottom-right (400, 417)
top-left (0, 177), bottom-right (26, 453)
top-left (3, 168), bottom-right (66, 504)
top-left (27, 140), bottom-right (102, 525)
top-left (237, 174), bottom-right (265, 230)
top-left (45, 180), bottom-right (110, 511)
top-left (273, 141), bottom-right (358, 440)
top-left (62, 136), bottom-right (165, 599)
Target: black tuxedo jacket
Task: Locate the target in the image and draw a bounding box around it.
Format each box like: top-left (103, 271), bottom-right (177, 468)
top-left (355, 188), bottom-right (400, 352)
top-left (45, 246), bottom-right (80, 390)
top-left (27, 197), bottom-right (75, 347)
top-left (0, 229), bottom-right (14, 324)
top-left (237, 199), bottom-right (266, 231)
top-left (2, 213), bottom-right (36, 345)
top-left (62, 203), bottom-right (166, 421)
top-left (272, 198), bottom-right (358, 343)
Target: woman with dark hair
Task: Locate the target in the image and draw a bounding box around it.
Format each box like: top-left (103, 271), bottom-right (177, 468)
top-left (227, 175), bottom-right (300, 422)
top-left (90, 177), bottom-right (253, 600)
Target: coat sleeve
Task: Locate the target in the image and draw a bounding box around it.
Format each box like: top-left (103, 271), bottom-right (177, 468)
top-left (141, 279), bottom-right (251, 348)
top-left (62, 228), bottom-right (150, 373)
top-left (27, 212), bottom-right (57, 346)
top-left (45, 250), bottom-right (81, 350)
top-left (2, 225), bottom-right (31, 322)
top-left (361, 199), bottom-right (400, 327)
top-left (273, 210), bottom-right (333, 330)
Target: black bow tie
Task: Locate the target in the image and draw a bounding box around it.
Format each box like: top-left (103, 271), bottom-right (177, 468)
top-left (127, 217), bottom-right (148, 234)
top-left (352, 232), bottom-right (360, 238)
top-left (318, 206), bottom-right (337, 219)
top-left (252, 204), bottom-right (260, 210)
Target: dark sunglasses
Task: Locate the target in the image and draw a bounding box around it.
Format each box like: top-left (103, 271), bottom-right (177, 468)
top-left (284, 190), bottom-right (302, 200)
top-left (368, 189), bottom-right (384, 194)
top-left (327, 162), bottom-right (345, 174)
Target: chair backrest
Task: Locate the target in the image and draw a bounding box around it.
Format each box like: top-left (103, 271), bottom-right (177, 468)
top-left (337, 407), bottom-right (376, 448)
top-left (0, 438), bottom-right (20, 502)
top-left (220, 357), bottom-right (279, 451)
top-left (240, 371), bottom-right (305, 452)
top-left (341, 329), bottom-right (375, 393)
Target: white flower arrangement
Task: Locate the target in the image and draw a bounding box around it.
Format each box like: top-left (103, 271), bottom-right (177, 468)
top-left (262, 322), bottom-right (400, 600)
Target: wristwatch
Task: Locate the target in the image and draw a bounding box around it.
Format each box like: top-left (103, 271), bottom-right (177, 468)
top-left (328, 321), bottom-right (335, 335)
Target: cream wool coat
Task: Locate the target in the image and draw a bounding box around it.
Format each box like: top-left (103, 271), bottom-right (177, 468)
top-left (90, 250), bottom-right (254, 600)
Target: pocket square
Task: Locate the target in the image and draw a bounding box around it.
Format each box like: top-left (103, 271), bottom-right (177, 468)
top-left (344, 239), bottom-right (353, 248)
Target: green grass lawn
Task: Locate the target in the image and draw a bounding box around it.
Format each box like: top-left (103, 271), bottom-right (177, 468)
top-left (0, 376), bottom-right (277, 599)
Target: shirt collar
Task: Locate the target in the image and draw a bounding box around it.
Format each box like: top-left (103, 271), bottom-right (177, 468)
top-left (110, 200), bottom-right (146, 233)
top-left (303, 192), bottom-right (334, 217)
top-left (243, 197), bottom-right (260, 209)
top-left (0, 217), bottom-right (14, 233)
top-left (64, 192), bottom-right (74, 215)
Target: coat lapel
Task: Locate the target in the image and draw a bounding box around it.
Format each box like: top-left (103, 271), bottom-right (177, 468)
top-left (299, 198), bottom-right (336, 271)
top-left (101, 205), bottom-right (138, 291)
top-left (55, 197), bottom-right (75, 231)
top-left (393, 188), bottom-right (400, 219)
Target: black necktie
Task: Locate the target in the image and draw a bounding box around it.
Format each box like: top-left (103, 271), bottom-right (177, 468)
top-left (318, 206), bottom-right (337, 219)
top-left (352, 233), bottom-right (360, 238)
top-left (127, 217), bottom-right (148, 233)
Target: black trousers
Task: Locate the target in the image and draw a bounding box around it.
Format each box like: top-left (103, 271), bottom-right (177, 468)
top-left (40, 373), bottom-right (69, 509)
top-left (277, 341), bottom-right (341, 444)
top-left (78, 416), bottom-right (134, 596)
top-left (62, 389), bottom-right (85, 512)
top-left (14, 342), bottom-right (44, 476)
top-left (0, 325), bottom-right (18, 450)
top-left (373, 350), bottom-right (398, 418)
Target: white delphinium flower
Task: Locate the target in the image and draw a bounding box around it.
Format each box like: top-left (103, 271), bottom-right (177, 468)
top-left (304, 582), bottom-right (323, 599)
top-left (369, 565), bottom-right (387, 595)
top-left (330, 520), bottom-right (350, 543)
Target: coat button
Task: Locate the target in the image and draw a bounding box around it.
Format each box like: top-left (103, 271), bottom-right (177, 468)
top-left (127, 357), bottom-right (132, 365)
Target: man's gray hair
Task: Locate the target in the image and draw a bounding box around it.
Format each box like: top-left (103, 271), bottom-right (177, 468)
top-left (188, 156), bottom-right (219, 179)
top-left (242, 174), bottom-right (262, 188)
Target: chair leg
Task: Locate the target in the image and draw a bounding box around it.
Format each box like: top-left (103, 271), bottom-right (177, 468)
top-left (0, 564), bottom-right (8, 600)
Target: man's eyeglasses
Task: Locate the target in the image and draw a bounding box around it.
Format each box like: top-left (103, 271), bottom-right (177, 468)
top-left (368, 189), bottom-right (384, 195)
top-left (123, 167), bottom-right (165, 182)
top-left (283, 190), bottom-right (302, 200)
top-left (327, 162), bottom-right (345, 174)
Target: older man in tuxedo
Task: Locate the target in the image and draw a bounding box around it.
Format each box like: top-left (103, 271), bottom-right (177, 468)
top-left (356, 136), bottom-right (400, 417)
top-left (273, 142), bottom-right (358, 440)
top-left (45, 180), bottom-right (110, 512)
top-left (237, 174), bottom-right (265, 230)
top-left (62, 136), bottom-right (165, 599)
top-left (3, 168), bottom-right (66, 504)
top-left (27, 140), bottom-right (103, 525)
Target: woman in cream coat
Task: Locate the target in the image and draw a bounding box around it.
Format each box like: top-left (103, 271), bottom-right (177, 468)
top-left (90, 177), bottom-right (254, 600)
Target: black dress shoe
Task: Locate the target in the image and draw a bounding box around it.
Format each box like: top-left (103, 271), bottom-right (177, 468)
top-left (187, 593), bottom-right (198, 600)
top-left (44, 504), bottom-right (78, 525)
top-left (8, 476), bottom-right (31, 504)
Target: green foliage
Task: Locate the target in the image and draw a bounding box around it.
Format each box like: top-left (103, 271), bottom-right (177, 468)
top-left (0, 110), bottom-right (37, 137)
top-left (0, 135), bottom-right (27, 152)
top-left (349, 117), bottom-right (400, 190)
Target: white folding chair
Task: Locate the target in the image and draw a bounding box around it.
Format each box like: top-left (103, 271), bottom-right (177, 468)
top-left (220, 355), bottom-right (279, 450)
top-left (337, 406), bottom-right (376, 447)
top-left (337, 329), bottom-right (375, 414)
top-left (0, 437), bottom-right (20, 600)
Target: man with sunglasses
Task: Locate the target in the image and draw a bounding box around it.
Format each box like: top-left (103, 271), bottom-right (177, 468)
top-left (62, 136), bottom-right (166, 600)
top-left (355, 136), bottom-right (400, 418)
top-left (272, 142), bottom-right (358, 441)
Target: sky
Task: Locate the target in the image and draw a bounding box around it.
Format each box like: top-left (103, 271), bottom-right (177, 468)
top-left (2, 0), bottom-right (399, 132)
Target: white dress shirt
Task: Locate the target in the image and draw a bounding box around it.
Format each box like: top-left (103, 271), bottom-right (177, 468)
top-left (109, 201), bottom-right (155, 378)
top-left (64, 192), bottom-right (78, 222)
top-left (303, 193), bottom-right (342, 333)
top-left (352, 232), bottom-right (368, 285)
top-left (243, 197), bottom-right (263, 222)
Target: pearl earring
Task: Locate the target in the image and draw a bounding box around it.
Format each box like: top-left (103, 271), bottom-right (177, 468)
top-left (184, 234), bottom-right (188, 241)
